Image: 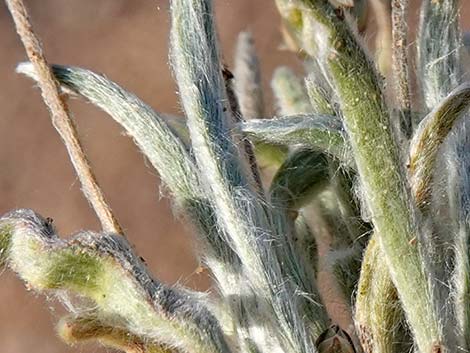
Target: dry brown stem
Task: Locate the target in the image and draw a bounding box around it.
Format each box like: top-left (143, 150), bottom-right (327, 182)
top-left (391, 0), bottom-right (412, 135)
top-left (5, 0), bottom-right (123, 235)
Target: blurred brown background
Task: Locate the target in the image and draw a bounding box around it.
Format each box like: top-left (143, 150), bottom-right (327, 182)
top-left (0, 1), bottom-right (468, 352)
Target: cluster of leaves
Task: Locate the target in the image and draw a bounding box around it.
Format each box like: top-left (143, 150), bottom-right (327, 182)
top-left (1, 0), bottom-right (470, 353)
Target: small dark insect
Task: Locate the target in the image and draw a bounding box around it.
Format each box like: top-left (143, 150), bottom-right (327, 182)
top-left (334, 7), bottom-right (345, 21)
top-left (315, 325), bottom-right (357, 353)
top-left (222, 65), bottom-right (234, 80)
top-left (44, 217), bottom-right (54, 234)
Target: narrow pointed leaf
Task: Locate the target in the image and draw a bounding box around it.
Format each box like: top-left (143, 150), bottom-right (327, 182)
top-left (417, 0), bottom-right (462, 112)
top-left (447, 119), bottom-right (470, 350)
top-left (355, 236), bottom-right (412, 353)
top-left (170, 1), bottom-right (328, 351)
top-left (242, 115), bottom-right (352, 167)
top-left (17, 62), bottom-right (198, 203)
top-left (234, 31), bottom-right (265, 120)
top-left (58, 314), bottom-right (173, 353)
top-left (0, 209), bottom-right (232, 353)
top-left (270, 148), bottom-right (330, 210)
top-left (17, 62), bottom-right (244, 304)
top-left (272, 67), bottom-right (312, 115)
top-left (409, 82), bottom-right (470, 209)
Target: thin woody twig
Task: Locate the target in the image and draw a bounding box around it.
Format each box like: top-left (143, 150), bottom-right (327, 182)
top-left (391, 0), bottom-right (412, 137)
top-left (5, 0), bottom-right (123, 235)
top-left (370, 0), bottom-right (392, 76)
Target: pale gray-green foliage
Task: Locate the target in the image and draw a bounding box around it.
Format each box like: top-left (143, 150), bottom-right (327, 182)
top-left (241, 114), bottom-right (353, 166)
top-left (16, 64), bottom-right (246, 326)
top-left (305, 75), bottom-right (336, 116)
top-left (270, 149), bottom-right (330, 210)
top-left (17, 63), bottom-right (199, 201)
top-left (447, 118), bottom-right (470, 350)
top-left (418, 0), bottom-right (462, 112)
top-left (3, 1), bottom-right (470, 353)
top-left (0, 209), bottom-right (231, 353)
top-left (408, 85), bottom-right (470, 339)
top-left (409, 82), bottom-right (470, 209)
top-left (272, 67), bottom-right (312, 115)
top-left (288, 3), bottom-right (439, 353)
top-left (171, 2), bottom-right (327, 353)
top-left (234, 31), bottom-right (265, 120)
top-left (274, 0), bottom-right (467, 352)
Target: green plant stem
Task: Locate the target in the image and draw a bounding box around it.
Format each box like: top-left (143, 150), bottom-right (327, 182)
top-left (295, 1), bottom-right (443, 352)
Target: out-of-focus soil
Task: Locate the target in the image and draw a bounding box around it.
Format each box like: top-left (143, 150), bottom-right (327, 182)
top-left (0, 1), bottom-right (468, 352)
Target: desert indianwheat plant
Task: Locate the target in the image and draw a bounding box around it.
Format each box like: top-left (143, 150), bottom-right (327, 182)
top-left (1, 0), bottom-right (470, 352)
